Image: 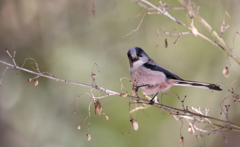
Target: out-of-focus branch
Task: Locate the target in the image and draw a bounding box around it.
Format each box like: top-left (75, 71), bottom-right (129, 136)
top-left (141, 0), bottom-right (187, 27)
top-left (132, 0), bottom-right (240, 65)
top-left (177, 0), bottom-right (240, 64)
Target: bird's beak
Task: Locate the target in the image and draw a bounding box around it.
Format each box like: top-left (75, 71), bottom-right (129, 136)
top-left (127, 50), bottom-right (138, 67)
top-left (128, 56), bottom-right (139, 67)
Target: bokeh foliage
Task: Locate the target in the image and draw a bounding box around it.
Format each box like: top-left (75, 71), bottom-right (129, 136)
top-left (0, 0), bottom-right (240, 146)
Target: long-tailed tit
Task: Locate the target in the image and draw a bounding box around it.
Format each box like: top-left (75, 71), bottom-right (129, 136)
top-left (127, 47), bottom-right (222, 102)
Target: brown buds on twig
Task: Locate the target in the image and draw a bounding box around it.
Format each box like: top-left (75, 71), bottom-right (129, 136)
top-left (28, 78), bottom-right (39, 86)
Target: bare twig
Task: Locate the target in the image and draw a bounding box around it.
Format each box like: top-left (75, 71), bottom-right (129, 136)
top-left (123, 12), bottom-right (147, 37)
top-left (177, 0), bottom-right (240, 64)
top-left (132, 0), bottom-right (240, 64)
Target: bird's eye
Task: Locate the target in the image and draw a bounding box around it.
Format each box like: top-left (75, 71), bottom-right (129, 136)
top-left (137, 53), bottom-right (142, 57)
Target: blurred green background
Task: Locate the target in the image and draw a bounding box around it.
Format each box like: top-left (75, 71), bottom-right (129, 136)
top-left (0, 0), bottom-right (240, 147)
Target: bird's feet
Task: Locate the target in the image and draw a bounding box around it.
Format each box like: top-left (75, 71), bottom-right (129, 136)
top-left (149, 93), bottom-right (159, 104)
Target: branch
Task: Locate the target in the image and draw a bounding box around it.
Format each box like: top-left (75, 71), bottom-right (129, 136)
top-left (0, 59), bottom-right (120, 97)
top-left (177, 0), bottom-right (240, 64)
top-left (1, 49), bottom-right (240, 137)
top-left (132, 0), bottom-right (240, 65)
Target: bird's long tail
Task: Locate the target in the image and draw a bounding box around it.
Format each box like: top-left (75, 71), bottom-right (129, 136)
top-left (174, 80), bottom-right (222, 91)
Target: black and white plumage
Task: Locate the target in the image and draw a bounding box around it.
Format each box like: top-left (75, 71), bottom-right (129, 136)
top-left (127, 47), bottom-right (222, 98)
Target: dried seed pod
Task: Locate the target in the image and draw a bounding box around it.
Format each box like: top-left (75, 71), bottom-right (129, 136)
top-left (86, 134), bottom-right (91, 141)
top-left (104, 114), bottom-right (109, 121)
top-left (223, 65), bottom-right (229, 78)
top-left (164, 38), bottom-right (168, 48)
top-left (34, 79), bottom-right (38, 86)
top-left (130, 119), bottom-right (139, 131)
top-left (179, 136), bottom-right (184, 146)
top-left (94, 100), bottom-right (102, 115)
top-left (77, 125), bottom-right (81, 130)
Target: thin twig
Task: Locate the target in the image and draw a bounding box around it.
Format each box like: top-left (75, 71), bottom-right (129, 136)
top-left (123, 12), bottom-right (147, 37)
top-left (177, 0), bottom-right (240, 64)
top-left (133, 0), bottom-right (240, 64)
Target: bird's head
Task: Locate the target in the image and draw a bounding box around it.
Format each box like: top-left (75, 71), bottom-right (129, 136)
top-left (127, 47), bottom-right (150, 68)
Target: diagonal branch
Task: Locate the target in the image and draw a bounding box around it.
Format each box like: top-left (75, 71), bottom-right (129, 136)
top-left (0, 59), bottom-right (120, 97)
top-left (177, 0), bottom-right (240, 64)
top-left (132, 0), bottom-right (240, 65)
top-left (1, 49), bottom-right (240, 136)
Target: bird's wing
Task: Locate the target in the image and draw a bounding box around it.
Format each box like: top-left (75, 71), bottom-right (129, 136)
top-left (143, 60), bottom-right (183, 80)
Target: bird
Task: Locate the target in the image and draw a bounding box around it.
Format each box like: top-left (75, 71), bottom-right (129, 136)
top-left (127, 47), bottom-right (222, 103)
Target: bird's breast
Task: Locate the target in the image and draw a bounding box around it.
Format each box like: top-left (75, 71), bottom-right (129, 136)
top-left (130, 66), bottom-right (167, 86)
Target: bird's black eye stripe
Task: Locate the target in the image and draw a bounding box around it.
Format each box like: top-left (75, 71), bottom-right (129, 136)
top-left (127, 52), bottom-right (132, 59)
top-left (135, 47), bottom-right (144, 57)
top-left (137, 53), bottom-right (142, 57)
